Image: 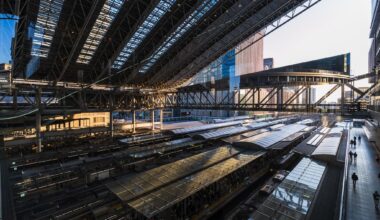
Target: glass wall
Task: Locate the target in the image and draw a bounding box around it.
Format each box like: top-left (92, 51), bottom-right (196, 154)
top-left (188, 49), bottom-right (238, 91)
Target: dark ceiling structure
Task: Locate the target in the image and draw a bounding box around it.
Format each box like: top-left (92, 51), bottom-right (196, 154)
top-left (4, 0), bottom-right (319, 89)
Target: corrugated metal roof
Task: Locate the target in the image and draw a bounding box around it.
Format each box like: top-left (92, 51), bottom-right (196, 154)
top-left (195, 126), bottom-right (249, 140)
top-left (195, 121), bottom-right (278, 140)
top-left (312, 137), bottom-right (341, 157)
top-left (128, 138), bottom-right (203, 158)
top-left (106, 147), bottom-right (239, 202)
top-left (296, 118), bottom-right (315, 125)
top-left (128, 151), bottom-right (265, 218)
top-left (235, 124), bottom-right (308, 149)
top-left (168, 121), bottom-right (243, 135)
top-left (311, 126), bottom-right (343, 161)
top-left (212, 115), bottom-right (251, 123)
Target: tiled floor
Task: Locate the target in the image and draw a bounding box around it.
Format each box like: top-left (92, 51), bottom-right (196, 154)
top-left (346, 127), bottom-right (380, 220)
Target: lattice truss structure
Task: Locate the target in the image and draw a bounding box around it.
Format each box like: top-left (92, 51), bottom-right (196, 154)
top-left (4, 0), bottom-right (320, 89)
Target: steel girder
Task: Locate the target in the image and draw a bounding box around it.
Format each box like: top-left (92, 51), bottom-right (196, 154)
top-left (345, 83), bottom-right (364, 96)
top-left (122, 0), bottom-right (229, 84)
top-left (154, 0), bottom-right (321, 88)
top-left (11, 0), bottom-right (35, 78)
top-left (355, 81), bottom-right (380, 102)
top-left (0, 0), bottom-right (15, 14)
top-left (48, 0), bottom-right (107, 83)
top-left (349, 72), bottom-right (376, 81)
top-left (314, 84), bottom-right (341, 106)
top-left (0, 79), bottom-right (370, 119)
top-left (9, 0), bottom-right (320, 88)
top-left (92, 0), bottom-right (161, 83)
top-left (146, 0), bottom-right (268, 86)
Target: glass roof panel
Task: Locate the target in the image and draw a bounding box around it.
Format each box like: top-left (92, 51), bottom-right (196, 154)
top-left (128, 151), bottom-right (265, 218)
top-left (31, 0), bottom-right (65, 58)
top-left (138, 0), bottom-right (219, 74)
top-left (251, 158), bottom-right (326, 220)
top-left (106, 146), bottom-right (239, 202)
top-left (76, 0), bottom-right (124, 64)
top-left (112, 0), bottom-right (176, 69)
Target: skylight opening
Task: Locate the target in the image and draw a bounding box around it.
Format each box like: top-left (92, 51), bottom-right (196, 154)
top-left (112, 0), bottom-right (176, 69)
top-left (76, 0), bottom-right (124, 64)
top-left (138, 0), bottom-right (219, 74)
top-left (31, 0), bottom-right (65, 58)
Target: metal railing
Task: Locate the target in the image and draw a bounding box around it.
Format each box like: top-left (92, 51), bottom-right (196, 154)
top-left (338, 121), bottom-right (352, 220)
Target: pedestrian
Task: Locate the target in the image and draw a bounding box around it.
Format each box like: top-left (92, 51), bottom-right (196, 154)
top-left (358, 136), bottom-right (361, 142)
top-left (350, 140), bottom-right (354, 148)
top-left (354, 136), bottom-right (357, 141)
top-left (373, 191), bottom-right (380, 208)
top-left (354, 139), bottom-right (357, 148)
top-left (352, 172), bottom-right (358, 188)
top-left (353, 152), bottom-right (357, 162)
top-left (349, 151), bottom-right (353, 161)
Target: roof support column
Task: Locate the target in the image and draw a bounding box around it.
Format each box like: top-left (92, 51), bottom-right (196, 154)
top-left (12, 88), bottom-right (17, 110)
top-left (35, 88), bottom-right (42, 153)
top-left (109, 111), bottom-right (114, 138)
top-left (277, 86), bottom-right (283, 111)
top-left (257, 88), bottom-right (261, 109)
top-left (151, 109), bottom-right (155, 131)
top-left (160, 109), bottom-right (163, 130)
top-left (109, 93), bottom-right (114, 138)
top-left (305, 85), bottom-right (310, 112)
top-left (341, 83), bottom-right (345, 115)
top-left (132, 110), bottom-right (136, 133)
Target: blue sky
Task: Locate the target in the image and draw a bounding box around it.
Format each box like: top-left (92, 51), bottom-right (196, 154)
top-left (0, 14), bottom-right (16, 64)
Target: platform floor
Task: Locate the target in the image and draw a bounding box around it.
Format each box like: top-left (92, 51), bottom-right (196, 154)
top-left (346, 127), bottom-right (380, 220)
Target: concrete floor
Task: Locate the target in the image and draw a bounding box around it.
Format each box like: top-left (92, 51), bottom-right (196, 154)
top-left (346, 127), bottom-right (380, 220)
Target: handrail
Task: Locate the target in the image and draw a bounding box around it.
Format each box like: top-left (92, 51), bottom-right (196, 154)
top-left (338, 121), bottom-right (351, 220)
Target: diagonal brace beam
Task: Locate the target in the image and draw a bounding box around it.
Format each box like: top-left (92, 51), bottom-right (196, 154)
top-left (314, 84), bottom-right (340, 106)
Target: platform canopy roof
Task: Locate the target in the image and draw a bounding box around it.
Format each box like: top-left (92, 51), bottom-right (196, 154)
top-left (252, 158), bottom-right (326, 220)
top-left (106, 147), bottom-right (240, 202)
top-left (311, 126), bottom-right (343, 162)
top-left (234, 124), bottom-right (308, 150)
top-left (128, 150), bottom-right (265, 218)
top-left (5, 0), bottom-right (318, 88)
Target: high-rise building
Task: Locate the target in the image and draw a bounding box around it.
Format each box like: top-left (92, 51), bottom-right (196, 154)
top-left (185, 33), bottom-right (264, 117)
top-left (299, 87), bottom-right (316, 104)
top-left (189, 33), bottom-right (264, 87)
top-left (235, 33), bottom-right (264, 76)
top-left (263, 58), bottom-right (274, 70)
top-left (369, 0), bottom-right (380, 111)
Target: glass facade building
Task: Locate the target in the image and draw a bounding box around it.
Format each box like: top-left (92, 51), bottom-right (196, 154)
top-left (189, 49), bottom-right (238, 91)
top-left (269, 53), bottom-right (351, 75)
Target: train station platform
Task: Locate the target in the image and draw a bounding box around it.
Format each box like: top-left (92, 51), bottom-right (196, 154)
top-left (346, 127), bottom-right (380, 220)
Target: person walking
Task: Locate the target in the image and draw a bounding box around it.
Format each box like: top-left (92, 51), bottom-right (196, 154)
top-left (358, 135), bottom-right (361, 142)
top-left (349, 151), bottom-right (353, 162)
top-left (373, 191), bottom-right (380, 208)
top-left (353, 152), bottom-right (358, 162)
top-left (353, 139), bottom-right (357, 148)
top-left (352, 172), bottom-right (358, 188)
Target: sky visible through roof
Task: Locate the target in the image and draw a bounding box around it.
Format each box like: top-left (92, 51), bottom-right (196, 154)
top-left (263, 0), bottom-right (372, 101)
top-left (0, 14), bottom-right (16, 64)
top-left (0, 0), bottom-right (372, 102)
